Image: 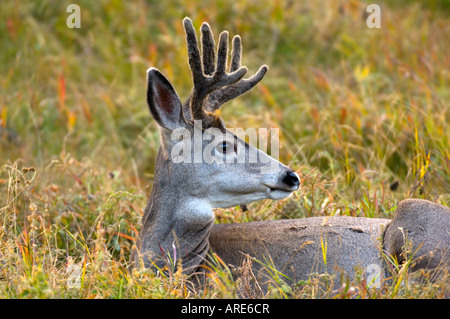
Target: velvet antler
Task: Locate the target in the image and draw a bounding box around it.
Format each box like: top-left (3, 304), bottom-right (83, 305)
top-left (182, 17), bottom-right (268, 130)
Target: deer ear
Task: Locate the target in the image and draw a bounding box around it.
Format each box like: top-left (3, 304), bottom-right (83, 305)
top-left (146, 68), bottom-right (185, 131)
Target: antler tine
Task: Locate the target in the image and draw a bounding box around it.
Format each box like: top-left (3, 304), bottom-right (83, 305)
top-left (200, 23), bottom-right (216, 76)
top-left (183, 18), bottom-right (203, 86)
top-left (206, 64), bottom-right (268, 112)
top-left (205, 29), bottom-right (268, 112)
top-left (230, 35), bottom-right (241, 72)
top-left (215, 30), bottom-right (229, 76)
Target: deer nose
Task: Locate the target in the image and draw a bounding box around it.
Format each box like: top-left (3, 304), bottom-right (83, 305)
top-left (283, 171), bottom-right (300, 190)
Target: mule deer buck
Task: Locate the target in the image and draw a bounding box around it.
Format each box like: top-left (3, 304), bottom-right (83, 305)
top-left (132, 17), bottom-right (450, 292)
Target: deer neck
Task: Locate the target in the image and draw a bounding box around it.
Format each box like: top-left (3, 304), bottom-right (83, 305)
top-left (139, 148), bottom-right (215, 275)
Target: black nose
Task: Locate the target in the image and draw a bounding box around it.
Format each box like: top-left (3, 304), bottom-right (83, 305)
top-left (283, 171), bottom-right (300, 189)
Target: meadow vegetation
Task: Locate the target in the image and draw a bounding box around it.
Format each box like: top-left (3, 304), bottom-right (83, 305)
top-left (0, 0), bottom-right (449, 298)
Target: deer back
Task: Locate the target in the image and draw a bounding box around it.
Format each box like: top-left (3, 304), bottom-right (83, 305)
top-left (210, 216), bottom-right (390, 286)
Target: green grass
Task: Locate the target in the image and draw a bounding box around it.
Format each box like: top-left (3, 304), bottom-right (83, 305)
top-left (0, 0), bottom-right (449, 298)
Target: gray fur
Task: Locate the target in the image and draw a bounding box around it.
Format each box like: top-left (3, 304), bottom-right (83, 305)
top-left (133, 18), bottom-right (450, 293)
top-left (384, 199), bottom-right (450, 278)
top-left (210, 203), bottom-right (450, 289)
top-left (210, 216), bottom-right (390, 286)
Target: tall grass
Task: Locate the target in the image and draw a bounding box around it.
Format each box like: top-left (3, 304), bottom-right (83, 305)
top-left (0, 0), bottom-right (449, 298)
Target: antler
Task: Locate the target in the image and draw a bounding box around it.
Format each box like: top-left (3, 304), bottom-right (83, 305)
top-left (182, 17), bottom-right (268, 130)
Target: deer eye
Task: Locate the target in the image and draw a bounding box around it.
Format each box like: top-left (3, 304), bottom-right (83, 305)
top-left (217, 141), bottom-right (233, 154)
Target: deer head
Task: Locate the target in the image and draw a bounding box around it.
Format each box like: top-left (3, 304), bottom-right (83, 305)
top-left (147, 18), bottom-right (299, 207)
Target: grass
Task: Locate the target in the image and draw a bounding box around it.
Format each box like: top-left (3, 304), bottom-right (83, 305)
top-left (0, 0), bottom-right (449, 298)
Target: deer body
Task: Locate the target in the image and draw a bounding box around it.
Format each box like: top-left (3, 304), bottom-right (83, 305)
top-left (133, 18), bottom-right (450, 291)
top-left (211, 199), bottom-right (450, 287)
